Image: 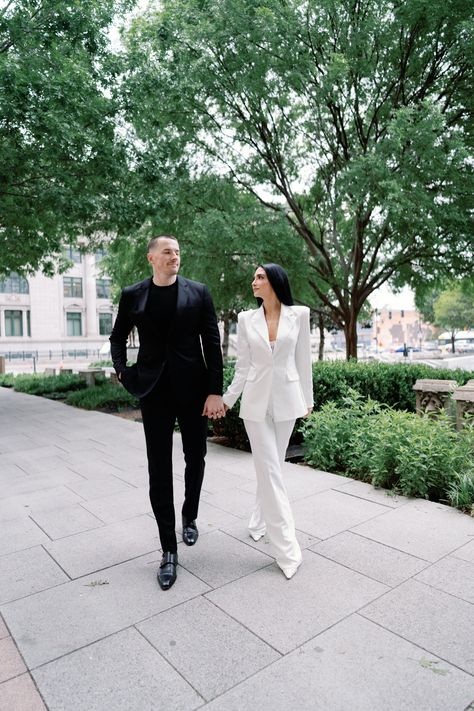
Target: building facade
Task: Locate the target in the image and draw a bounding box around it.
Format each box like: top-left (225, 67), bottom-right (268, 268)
top-left (0, 249), bottom-right (116, 357)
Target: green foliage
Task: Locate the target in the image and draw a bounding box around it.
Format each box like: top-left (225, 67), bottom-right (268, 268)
top-left (0, 373), bottom-right (15, 388)
top-left (0, 0), bottom-right (133, 276)
top-left (301, 394), bottom-right (474, 509)
top-left (124, 0), bottom-right (474, 357)
top-left (64, 383), bottom-right (139, 410)
top-left (89, 360), bottom-right (114, 368)
top-left (310, 361), bottom-right (472, 412)
top-left (12, 373), bottom-right (87, 396)
top-left (434, 287), bottom-right (474, 336)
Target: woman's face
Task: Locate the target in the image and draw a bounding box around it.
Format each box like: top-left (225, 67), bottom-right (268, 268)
top-left (252, 267), bottom-right (275, 302)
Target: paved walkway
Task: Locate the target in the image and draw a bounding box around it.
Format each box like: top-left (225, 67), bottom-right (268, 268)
top-left (1, 388), bottom-right (473, 711)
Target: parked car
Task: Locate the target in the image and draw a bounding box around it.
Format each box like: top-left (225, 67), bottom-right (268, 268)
top-left (394, 346), bottom-right (421, 353)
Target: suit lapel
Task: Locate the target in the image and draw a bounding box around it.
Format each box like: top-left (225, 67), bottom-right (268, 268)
top-left (134, 278), bottom-right (152, 314)
top-left (249, 306), bottom-right (271, 351)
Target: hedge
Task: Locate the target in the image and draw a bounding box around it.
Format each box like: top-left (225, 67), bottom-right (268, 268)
top-left (211, 359), bottom-right (473, 449)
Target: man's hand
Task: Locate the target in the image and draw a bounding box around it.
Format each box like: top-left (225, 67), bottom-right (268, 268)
top-left (202, 394), bottom-right (226, 419)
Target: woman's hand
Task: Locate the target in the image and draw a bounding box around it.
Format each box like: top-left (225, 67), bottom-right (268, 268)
top-left (302, 407), bottom-right (313, 418)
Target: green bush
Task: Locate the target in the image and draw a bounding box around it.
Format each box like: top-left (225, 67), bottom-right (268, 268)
top-left (13, 373), bottom-right (87, 396)
top-left (301, 394), bottom-right (474, 511)
top-left (210, 359), bottom-right (473, 449)
top-left (0, 373), bottom-right (15, 388)
top-left (310, 360), bottom-right (472, 412)
top-left (89, 360), bottom-right (113, 368)
top-left (65, 383), bottom-right (139, 411)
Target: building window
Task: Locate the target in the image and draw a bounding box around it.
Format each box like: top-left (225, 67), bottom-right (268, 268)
top-left (64, 246), bottom-right (82, 263)
top-left (388, 311), bottom-right (392, 320)
top-left (0, 272), bottom-right (29, 294)
top-left (95, 248), bottom-right (107, 263)
top-left (66, 312), bottom-right (82, 336)
top-left (5, 310), bottom-right (23, 336)
top-left (96, 278), bottom-right (111, 299)
top-left (99, 313), bottom-right (113, 335)
top-left (63, 277), bottom-right (83, 298)
top-left (26, 310), bottom-right (31, 337)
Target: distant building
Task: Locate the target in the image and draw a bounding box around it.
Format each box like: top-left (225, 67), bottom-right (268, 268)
top-left (372, 306), bottom-right (436, 350)
top-left (0, 248), bottom-right (116, 357)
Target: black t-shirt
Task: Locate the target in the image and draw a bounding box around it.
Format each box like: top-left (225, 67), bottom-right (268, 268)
top-left (145, 280), bottom-right (178, 362)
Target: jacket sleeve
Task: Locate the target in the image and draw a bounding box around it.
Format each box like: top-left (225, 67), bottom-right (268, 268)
top-left (200, 285), bottom-right (224, 395)
top-left (295, 307), bottom-right (314, 409)
top-left (109, 289), bottom-right (133, 375)
top-left (222, 312), bottom-right (251, 409)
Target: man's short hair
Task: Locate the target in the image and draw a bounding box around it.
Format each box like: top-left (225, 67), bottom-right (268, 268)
top-left (147, 235), bottom-right (179, 252)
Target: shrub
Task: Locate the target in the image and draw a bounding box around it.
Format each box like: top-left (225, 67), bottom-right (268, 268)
top-left (311, 360), bottom-right (472, 412)
top-left (13, 373), bottom-right (86, 396)
top-left (210, 359), bottom-right (473, 449)
top-left (0, 373), bottom-right (15, 388)
top-left (65, 383), bottom-right (139, 411)
top-left (301, 396), bottom-right (474, 509)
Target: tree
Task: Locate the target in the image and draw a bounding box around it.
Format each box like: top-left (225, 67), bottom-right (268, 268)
top-left (433, 286), bottom-right (474, 353)
top-left (0, 0), bottom-right (133, 276)
top-left (124, 0), bottom-right (473, 359)
top-left (104, 175), bottom-right (315, 355)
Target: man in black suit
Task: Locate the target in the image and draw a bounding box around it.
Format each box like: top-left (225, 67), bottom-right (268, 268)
top-left (110, 235), bottom-right (225, 590)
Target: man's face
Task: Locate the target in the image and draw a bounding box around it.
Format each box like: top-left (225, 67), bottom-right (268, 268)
top-left (147, 238), bottom-right (181, 277)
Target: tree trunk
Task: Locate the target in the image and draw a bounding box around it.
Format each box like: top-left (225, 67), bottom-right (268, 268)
top-left (222, 314), bottom-right (231, 359)
top-left (344, 311), bottom-right (358, 360)
top-left (451, 331), bottom-right (456, 354)
top-left (318, 312), bottom-right (325, 361)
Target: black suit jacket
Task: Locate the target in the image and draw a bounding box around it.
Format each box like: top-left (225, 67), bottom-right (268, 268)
top-left (109, 276), bottom-right (223, 400)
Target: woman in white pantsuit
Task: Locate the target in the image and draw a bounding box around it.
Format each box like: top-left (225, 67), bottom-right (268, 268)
top-left (223, 264), bottom-right (313, 579)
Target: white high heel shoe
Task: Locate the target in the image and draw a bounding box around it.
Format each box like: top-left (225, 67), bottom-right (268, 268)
top-left (249, 531), bottom-right (266, 542)
top-left (279, 558), bottom-right (302, 580)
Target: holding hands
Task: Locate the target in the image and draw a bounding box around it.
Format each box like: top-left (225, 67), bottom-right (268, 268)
top-left (202, 395), bottom-right (227, 420)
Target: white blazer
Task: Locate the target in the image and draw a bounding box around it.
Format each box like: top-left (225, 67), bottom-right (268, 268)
top-left (223, 304), bottom-right (314, 422)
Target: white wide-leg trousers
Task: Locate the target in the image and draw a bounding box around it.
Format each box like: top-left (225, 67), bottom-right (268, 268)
top-left (244, 414), bottom-right (302, 572)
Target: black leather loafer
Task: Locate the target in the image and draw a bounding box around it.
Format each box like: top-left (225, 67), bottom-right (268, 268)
top-left (157, 552), bottom-right (178, 590)
top-left (182, 517), bottom-right (199, 546)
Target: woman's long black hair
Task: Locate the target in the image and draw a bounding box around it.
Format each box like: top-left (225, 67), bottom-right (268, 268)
top-left (255, 263), bottom-right (294, 306)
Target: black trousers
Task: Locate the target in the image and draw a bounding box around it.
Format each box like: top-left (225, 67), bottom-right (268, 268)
top-left (140, 380), bottom-right (208, 553)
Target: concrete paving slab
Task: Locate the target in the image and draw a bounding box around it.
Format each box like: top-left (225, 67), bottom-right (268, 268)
top-left (291, 489), bottom-right (389, 539)
top-left (312, 531), bottom-right (429, 587)
top-left (194, 499), bottom-right (243, 533)
top-left (361, 579), bottom-right (474, 674)
top-left (0, 471), bottom-right (86, 505)
top-left (0, 616), bottom-right (9, 639)
top-left (1, 487), bottom-right (85, 521)
top-left (0, 673), bottom-right (47, 711)
top-left (352, 499), bottom-right (474, 562)
top-left (453, 539), bottom-right (474, 564)
top-left (414, 556), bottom-right (474, 604)
top-left (1, 550), bottom-right (210, 668)
top-left (200, 614), bottom-right (474, 711)
top-left (80, 485), bottom-right (152, 523)
top-left (0, 546), bottom-right (69, 604)
top-left (206, 550), bottom-right (388, 654)
top-left (64, 473), bottom-right (136, 501)
top-left (200, 465), bottom-right (254, 494)
top-left (0, 635), bottom-right (27, 682)
top-left (43, 514), bottom-right (160, 578)
top-left (29, 505), bottom-right (104, 540)
top-left (204, 487), bottom-right (255, 519)
top-left (0, 517), bottom-right (50, 557)
top-left (32, 627), bottom-right (202, 711)
top-left (239, 465), bottom-right (351, 502)
top-left (223, 520), bottom-right (320, 553)
top-left (179, 530), bottom-right (272, 588)
top-left (332, 478), bottom-right (409, 507)
top-left (64, 459), bottom-right (136, 480)
top-left (137, 596), bottom-right (280, 701)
